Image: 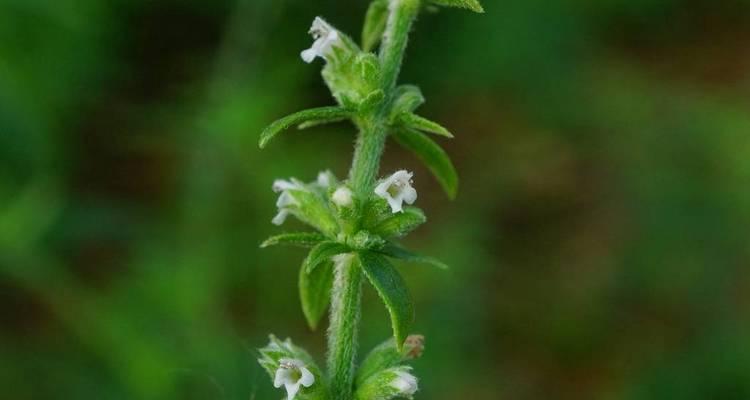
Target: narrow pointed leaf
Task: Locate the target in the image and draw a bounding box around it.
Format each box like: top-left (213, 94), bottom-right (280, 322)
top-left (378, 242), bottom-right (449, 270)
top-left (429, 0), bottom-right (485, 13)
top-left (261, 232), bottom-right (327, 248)
top-left (398, 113), bottom-right (453, 138)
top-left (369, 207), bottom-right (426, 238)
top-left (303, 241), bottom-right (351, 274)
top-left (393, 128), bottom-right (459, 199)
top-left (359, 252), bottom-right (414, 350)
top-left (259, 107), bottom-right (351, 148)
top-left (391, 85), bottom-right (425, 117)
top-left (300, 260), bottom-right (334, 330)
top-left (362, 0), bottom-right (389, 52)
top-left (298, 116), bottom-right (348, 130)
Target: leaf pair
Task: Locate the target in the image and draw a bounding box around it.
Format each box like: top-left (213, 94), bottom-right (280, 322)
top-left (300, 246), bottom-right (415, 350)
top-left (361, 202), bottom-right (426, 239)
top-left (262, 233), bottom-right (441, 349)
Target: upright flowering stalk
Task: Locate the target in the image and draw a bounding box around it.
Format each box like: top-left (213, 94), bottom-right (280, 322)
top-left (258, 1), bottom-right (483, 399)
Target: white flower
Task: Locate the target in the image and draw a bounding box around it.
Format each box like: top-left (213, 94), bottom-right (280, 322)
top-left (390, 370), bottom-right (418, 397)
top-left (274, 358), bottom-right (315, 400)
top-left (374, 170), bottom-right (417, 213)
top-left (332, 186), bottom-right (353, 207)
top-left (301, 17), bottom-right (341, 63)
top-left (272, 179), bottom-right (304, 225)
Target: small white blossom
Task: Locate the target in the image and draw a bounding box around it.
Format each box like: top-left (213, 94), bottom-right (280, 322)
top-left (301, 17), bottom-right (341, 63)
top-left (274, 358), bottom-right (315, 400)
top-left (374, 170), bottom-right (417, 213)
top-left (272, 179), bottom-right (304, 225)
top-left (332, 186), bottom-right (353, 207)
top-left (390, 370), bottom-right (418, 397)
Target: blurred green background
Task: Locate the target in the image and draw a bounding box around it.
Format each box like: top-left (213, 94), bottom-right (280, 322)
top-left (2, 0), bottom-right (750, 399)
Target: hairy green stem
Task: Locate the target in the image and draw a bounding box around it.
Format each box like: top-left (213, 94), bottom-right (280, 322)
top-left (349, 0), bottom-right (421, 207)
top-left (379, 0), bottom-right (420, 92)
top-left (349, 118), bottom-right (388, 197)
top-left (329, 2), bottom-right (421, 399)
top-left (327, 255), bottom-right (363, 400)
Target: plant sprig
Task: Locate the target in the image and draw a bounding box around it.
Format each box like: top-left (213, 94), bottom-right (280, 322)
top-left (257, 1), bottom-right (483, 399)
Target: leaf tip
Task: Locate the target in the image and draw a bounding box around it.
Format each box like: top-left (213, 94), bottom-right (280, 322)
top-left (468, 0), bottom-right (485, 12)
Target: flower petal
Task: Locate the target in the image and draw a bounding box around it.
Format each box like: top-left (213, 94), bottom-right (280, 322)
top-left (274, 367), bottom-right (291, 388)
top-left (272, 210), bottom-right (289, 225)
top-left (285, 381), bottom-right (302, 400)
top-left (299, 366), bottom-right (315, 387)
top-left (402, 186), bottom-right (417, 205)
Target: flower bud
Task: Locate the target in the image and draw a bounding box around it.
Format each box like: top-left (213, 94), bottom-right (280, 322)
top-left (332, 186), bottom-right (354, 207)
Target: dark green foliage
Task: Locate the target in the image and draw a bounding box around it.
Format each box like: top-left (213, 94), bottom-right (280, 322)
top-left (358, 252), bottom-right (414, 350)
top-left (378, 242), bottom-right (448, 270)
top-left (370, 207), bottom-right (426, 238)
top-left (303, 242), bottom-right (351, 274)
top-left (362, 0), bottom-right (389, 52)
top-left (300, 261), bottom-right (335, 330)
top-left (261, 232), bottom-right (328, 248)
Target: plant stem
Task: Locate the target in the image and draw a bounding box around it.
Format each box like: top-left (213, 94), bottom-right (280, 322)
top-left (349, 117), bottom-right (388, 197)
top-left (327, 255), bottom-right (363, 400)
top-left (349, 0), bottom-right (421, 202)
top-left (379, 0), bottom-right (420, 93)
top-left (329, 2), bottom-right (421, 399)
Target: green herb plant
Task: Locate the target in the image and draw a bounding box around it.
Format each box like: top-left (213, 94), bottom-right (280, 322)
top-left (257, 1), bottom-right (483, 399)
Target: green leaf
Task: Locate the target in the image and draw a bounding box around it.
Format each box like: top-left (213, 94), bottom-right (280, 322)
top-left (391, 85), bottom-right (425, 117)
top-left (379, 242), bottom-right (449, 270)
top-left (298, 116), bottom-right (348, 130)
top-left (259, 107), bottom-right (351, 148)
top-left (393, 128), bottom-right (459, 199)
top-left (369, 207), bottom-right (426, 238)
top-left (261, 232), bottom-right (327, 248)
top-left (361, 197), bottom-right (392, 230)
top-left (362, 0), bottom-right (389, 52)
top-left (398, 112), bottom-right (453, 138)
top-left (300, 260), bottom-right (334, 330)
top-left (303, 241), bottom-right (351, 274)
top-left (359, 252), bottom-right (414, 350)
top-left (429, 0), bottom-right (485, 13)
